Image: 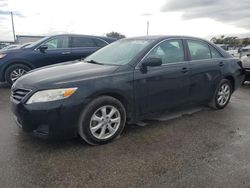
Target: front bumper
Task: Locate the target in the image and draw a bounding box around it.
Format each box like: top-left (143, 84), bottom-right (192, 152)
top-left (10, 98), bottom-right (83, 139)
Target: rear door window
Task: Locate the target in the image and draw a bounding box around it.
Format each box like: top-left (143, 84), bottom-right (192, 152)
top-left (72, 37), bottom-right (96, 48)
top-left (187, 40), bottom-right (211, 60)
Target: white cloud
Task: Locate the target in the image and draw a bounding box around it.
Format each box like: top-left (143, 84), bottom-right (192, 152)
top-left (0, 0), bottom-right (250, 42)
top-left (161, 0), bottom-right (250, 29)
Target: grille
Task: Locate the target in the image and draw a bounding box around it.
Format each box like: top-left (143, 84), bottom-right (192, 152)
top-left (11, 88), bottom-right (31, 102)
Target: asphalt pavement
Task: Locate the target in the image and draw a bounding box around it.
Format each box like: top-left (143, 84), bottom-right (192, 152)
top-left (1, 82), bottom-right (250, 188)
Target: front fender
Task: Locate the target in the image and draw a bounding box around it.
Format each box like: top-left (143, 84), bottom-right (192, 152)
top-left (0, 59), bottom-right (34, 81)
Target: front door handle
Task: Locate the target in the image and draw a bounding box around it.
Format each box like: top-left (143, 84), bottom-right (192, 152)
top-left (219, 62), bottom-right (224, 67)
top-left (61, 52), bottom-right (71, 55)
top-left (181, 67), bottom-right (189, 73)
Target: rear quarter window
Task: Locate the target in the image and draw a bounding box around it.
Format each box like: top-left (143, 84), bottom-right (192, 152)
top-left (93, 39), bottom-right (108, 47)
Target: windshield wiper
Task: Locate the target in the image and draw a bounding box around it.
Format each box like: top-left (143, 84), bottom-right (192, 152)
top-left (86, 60), bottom-right (104, 65)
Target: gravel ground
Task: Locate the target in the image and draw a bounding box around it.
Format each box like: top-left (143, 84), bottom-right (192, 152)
top-left (1, 82), bottom-right (250, 188)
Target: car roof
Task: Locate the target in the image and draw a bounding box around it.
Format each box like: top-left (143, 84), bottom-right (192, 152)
top-left (123, 35), bottom-right (209, 42)
top-left (122, 35), bottom-right (232, 59)
top-left (123, 35), bottom-right (223, 48)
top-left (48, 34), bottom-right (116, 41)
top-left (216, 44), bottom-right (228, 46)
top-left (242, 45), bottom-right (250, 49)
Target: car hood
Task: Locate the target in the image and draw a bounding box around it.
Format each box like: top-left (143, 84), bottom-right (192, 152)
top-left (0, 48), bottom-right (27, 54)
top-left (13, 61), bottom-right (119, 89)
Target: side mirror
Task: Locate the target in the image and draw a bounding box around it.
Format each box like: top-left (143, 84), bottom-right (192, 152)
top-left (38, 44), bottom-right (48, 52)
top-left (141, 57), bottom-right (162, 67)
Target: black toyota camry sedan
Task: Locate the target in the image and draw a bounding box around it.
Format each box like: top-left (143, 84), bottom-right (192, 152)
top-left (10, 36), bottom-right (245, 145)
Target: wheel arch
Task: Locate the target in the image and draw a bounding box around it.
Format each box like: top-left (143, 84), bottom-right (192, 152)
top-left (1, 61), bottom-right (34, 81)
top-left (224, 75), bottom-right (235, 92)
top-left (86, 90), bottom-right (132, 121)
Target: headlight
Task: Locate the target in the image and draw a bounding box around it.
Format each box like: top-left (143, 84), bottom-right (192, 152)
top-left (26, 87), bottom-right (77, 104)
top-left (0, 54), bottom-right (6, 59)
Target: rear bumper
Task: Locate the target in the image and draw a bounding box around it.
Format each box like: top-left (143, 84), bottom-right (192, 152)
top-left (10, 98), bottom-right (83, 139)
top-left (230, 67), bottom-right (245, 90)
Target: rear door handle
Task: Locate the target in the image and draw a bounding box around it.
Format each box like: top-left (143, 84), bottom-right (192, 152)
top-left (61, 52), bottom-right (71, 55)
top-left (219, 62), bottom-right (224, 67)
top-left (181, 67), bottom-right (189, 73)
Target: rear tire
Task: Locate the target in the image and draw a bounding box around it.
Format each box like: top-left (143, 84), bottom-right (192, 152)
top-left (5, 64), bottom-right (31, 85)
top-left (209, 79), bottom-right (232, 109)
top-left (78, 96), bottom-right (126, 145)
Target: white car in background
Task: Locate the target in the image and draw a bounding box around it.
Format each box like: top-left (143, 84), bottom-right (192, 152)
top-left (216, 44), bottom-right (239, 57)
top-left (228, 49), bottom-right (239, 57)
top-left (241, 54), bottom-right (250, 82)
top-left (240, 46), bottom-right (250, 58)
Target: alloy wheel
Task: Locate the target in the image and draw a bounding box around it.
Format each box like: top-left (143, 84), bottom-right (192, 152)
top-left (217, 83), bottom-right (231, 106)
top-left (90, 105), bottom-right (121, 140)
top-left (10, 68), bottom-right (27, 82)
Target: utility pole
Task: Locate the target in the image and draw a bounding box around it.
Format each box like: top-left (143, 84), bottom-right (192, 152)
top-left (11, 12), bottom-right (16, 42)
top-left (147, 21), bottom-right (149, 36)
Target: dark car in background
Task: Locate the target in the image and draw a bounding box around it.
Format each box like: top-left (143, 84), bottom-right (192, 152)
top-left (0, 34), bottom-right (116, 85)
top-left (10, 36), bottom-right (244, 145)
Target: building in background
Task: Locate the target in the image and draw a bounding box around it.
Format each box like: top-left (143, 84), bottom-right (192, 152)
top-left (0, 35), bottom-right (45, 49)
top-left (15, 35), bottom-right (45, 44)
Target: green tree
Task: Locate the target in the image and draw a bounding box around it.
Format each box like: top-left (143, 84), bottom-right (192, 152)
top-left (242, 38), bottom-right (250, 46)
top-left (106, 32), bottom-right (126, 39)
top-left (210, 35), bottom-right (240, 47)
top-left (210, 35), bottom-right (225, 44)
top-left (223, 36), bottom-right (239, 46)
top-left (210, 37), bottom-right (217, 44)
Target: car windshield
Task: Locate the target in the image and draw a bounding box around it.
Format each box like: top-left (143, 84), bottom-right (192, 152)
top-left (84, 39), bottom-right (154, 65)
top-left (14, 43), bottom-right (32, 49)
top-left (5, 45), bottom-right (17, 49)
top-left (24, 36), bottom-right (50, 48)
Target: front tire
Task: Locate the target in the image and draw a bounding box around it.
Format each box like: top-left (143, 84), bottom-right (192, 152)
top-left (78, 96), bottom-right (126, 145)
top-left (5, 64), bottom-right (31, 85)
top-left (209, 79), bottom-right (232, 109)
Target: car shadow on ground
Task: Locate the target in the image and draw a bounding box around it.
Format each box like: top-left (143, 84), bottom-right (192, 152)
top-left (13, 125), bottom-right (147, 152)
top-left (0, 82), bottom-right (10, 89)
top-left (13, 105), bottom-right (206, 151)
